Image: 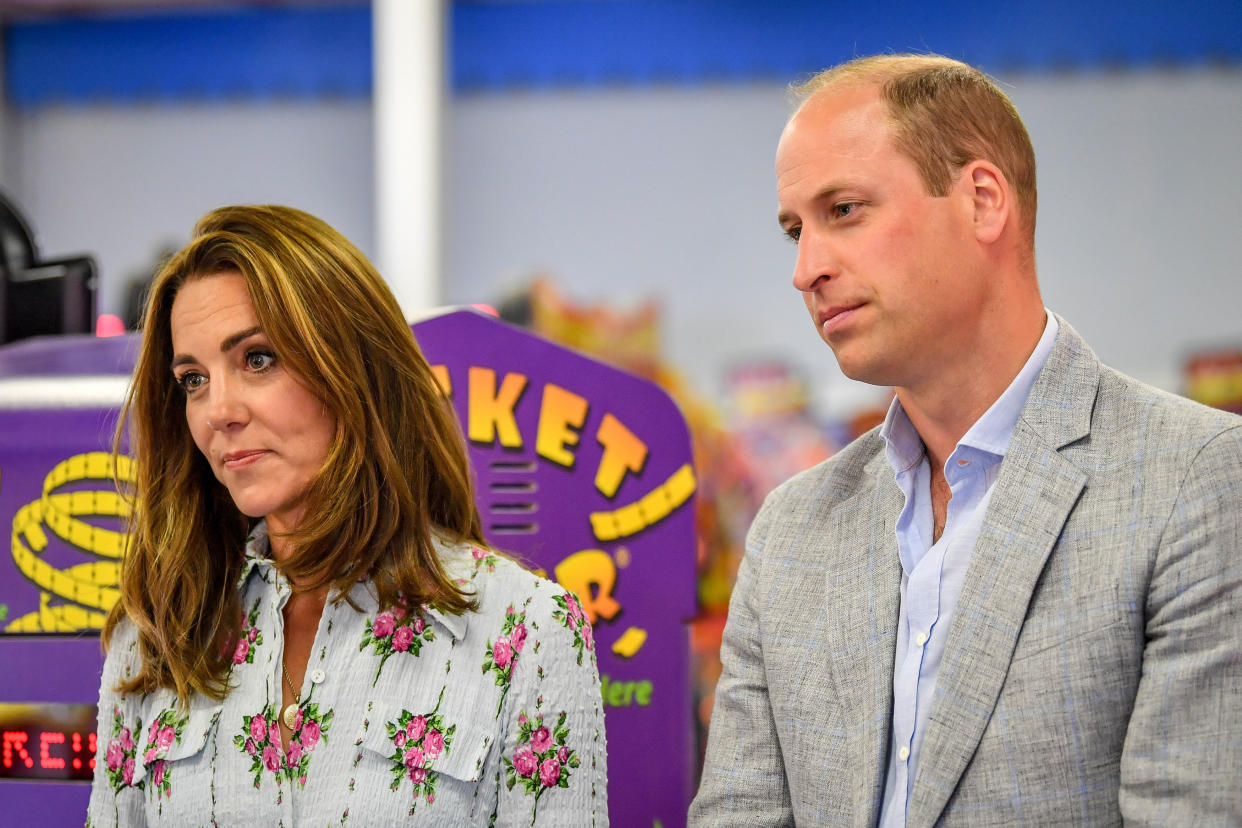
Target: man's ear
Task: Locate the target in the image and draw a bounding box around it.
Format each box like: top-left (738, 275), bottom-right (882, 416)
top-left (963, 160), bottom-right (1010, 244)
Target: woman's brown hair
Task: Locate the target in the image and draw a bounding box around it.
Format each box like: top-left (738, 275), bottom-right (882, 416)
top-left (105, 205), bottom-right (484, 705)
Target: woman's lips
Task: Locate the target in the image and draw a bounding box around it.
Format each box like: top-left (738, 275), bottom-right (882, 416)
top-left (222, 450), bottom-right (270, 470)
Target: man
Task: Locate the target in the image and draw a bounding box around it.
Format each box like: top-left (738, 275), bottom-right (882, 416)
top-left (690, 54), bottom-right (1242, 826)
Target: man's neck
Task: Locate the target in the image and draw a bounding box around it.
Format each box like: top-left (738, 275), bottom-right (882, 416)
top-left (896, 305), bottom-right (1047, 473)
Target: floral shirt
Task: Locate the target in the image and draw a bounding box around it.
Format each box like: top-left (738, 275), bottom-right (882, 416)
top-left (87, 524), bottom-right (608, 827)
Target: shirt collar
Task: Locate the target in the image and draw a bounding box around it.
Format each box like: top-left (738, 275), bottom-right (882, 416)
top-left (881, 310), bottom-right (1059, 470)
top-left (239, 519), bottom-right (473, 642)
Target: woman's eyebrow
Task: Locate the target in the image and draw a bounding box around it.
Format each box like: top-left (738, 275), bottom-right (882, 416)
top-left (171, 326), bottom-right (264, 369)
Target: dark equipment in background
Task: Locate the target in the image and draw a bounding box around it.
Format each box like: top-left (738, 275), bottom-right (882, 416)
top-left (0, 191), bottom-right (96, 344)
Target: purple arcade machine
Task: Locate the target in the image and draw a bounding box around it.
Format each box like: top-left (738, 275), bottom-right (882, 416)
top-left (0, 310), bottom-right (697, 826)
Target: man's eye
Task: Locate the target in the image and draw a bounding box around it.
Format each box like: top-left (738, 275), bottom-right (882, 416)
top-left (176, 372), bottom-right (205, 393)
top-left (245, 350), bottom-right (275, 371)
top-left (834, 202), bottom-right (859, 218)
top-left (785, 226), bottom-right (802, 243)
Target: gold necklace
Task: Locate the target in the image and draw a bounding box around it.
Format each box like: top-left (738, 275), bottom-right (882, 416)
top-left (280, 660), bottom-right (300, 730)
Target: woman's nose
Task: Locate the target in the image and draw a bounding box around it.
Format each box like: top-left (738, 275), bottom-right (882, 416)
top-left (204, 378), bottom-right (248, 432)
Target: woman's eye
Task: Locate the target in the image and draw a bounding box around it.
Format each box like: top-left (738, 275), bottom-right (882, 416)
top-left (245, 350), bottom-right (275, 371)
top-left (176, 372), bottom-right (205, 393)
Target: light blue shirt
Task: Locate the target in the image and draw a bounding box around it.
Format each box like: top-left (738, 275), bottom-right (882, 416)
top-left (878, 312), bottom-right (1058, 827)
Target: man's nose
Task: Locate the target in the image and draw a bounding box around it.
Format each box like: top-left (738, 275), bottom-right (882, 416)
top-left (791, 232), bottom-right (838, 293)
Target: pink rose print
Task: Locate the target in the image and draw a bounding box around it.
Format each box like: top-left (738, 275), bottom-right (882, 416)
top-left (530, 727), bottom-right (552, 753)
top-left (483, 600), bottom-right (530, 716)
top-left (383, 695), bottom-right (454, 812)
top-left (372, 612), bottom-right (396, 639)
top-left (392, 625), bottom-right (414, 652)
top-left (552, 591), bottom-right (596, 665)
top-left (539, 756), bottom-right (561, 788)
top-left (119, 728), bottom-right (133, 751)
top-left (423, 729), bottom-right (444, 760)
top-left (105, 740), bottom-right (124, 771)
top-left (141, 709), bottom-right (187, 799)
top-left (287, 739), bottom-right (303, 766)
top-left (235, 702), bottom-right (333, 791)
top-left (234, 598), bottom-right (263, 665)
top-left (121, 757), bottom-right (135, 786)
top-left (472, 546), bottom-right (487, 560)
top-left (362, 605), bottom-right (435, 684)
top-left (504, 709), bottom-right (580, 818)
top-left (513, 745), bottom-right (537, 778)
top-left (302, 719), bottom-right (321, 750)
top-left (493, 637), bottom-right (513, 670)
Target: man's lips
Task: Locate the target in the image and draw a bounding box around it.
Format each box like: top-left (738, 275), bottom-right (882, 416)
top-left (818, 303), bottom-right (864, 335)
top-left (221, 449), bottom-right (271, 470)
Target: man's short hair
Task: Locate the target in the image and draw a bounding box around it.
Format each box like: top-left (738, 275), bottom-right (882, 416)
top-left (794, 54), bottom-right (1037, 246)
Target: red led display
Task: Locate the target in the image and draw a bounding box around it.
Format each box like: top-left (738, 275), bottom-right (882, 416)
top-left (0, 704), bottom-right (98, 782)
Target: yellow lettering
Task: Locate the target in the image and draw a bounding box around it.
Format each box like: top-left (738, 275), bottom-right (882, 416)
top-left (429, 364), bottom-right (451, 396)
top-left (467, 367), bottom-right (527, 447)
top-left (595, 413), bottom-right (648, 497)
top-left (554, 549), bottom-right (620, 625)
top-left (535, 384), bottom-right (588, 468)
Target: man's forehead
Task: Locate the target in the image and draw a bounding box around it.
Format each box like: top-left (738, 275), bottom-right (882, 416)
top-left (777, 87), bottom-right (892, 173)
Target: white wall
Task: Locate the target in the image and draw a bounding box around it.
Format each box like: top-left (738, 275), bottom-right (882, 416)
top-left (6, 68), bottom-right (1241, 420)
top-left (6, 99), bottom-right (374, 318)
top-left (446, 69), bottom-right (1242, 417)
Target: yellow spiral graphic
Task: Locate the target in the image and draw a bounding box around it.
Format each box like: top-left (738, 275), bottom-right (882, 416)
top-left (6, 452), bottom-right (135, 633)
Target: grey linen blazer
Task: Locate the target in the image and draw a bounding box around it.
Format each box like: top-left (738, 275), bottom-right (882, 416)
top-left (690, 318), bottom-right (1242, 827)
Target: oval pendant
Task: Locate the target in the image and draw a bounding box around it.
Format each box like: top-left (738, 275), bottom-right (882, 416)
top-left (282, 702), bottom-right (299, 730)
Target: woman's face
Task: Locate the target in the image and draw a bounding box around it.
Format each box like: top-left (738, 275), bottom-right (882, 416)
top-left (169, 271), bottom-right (336, 535)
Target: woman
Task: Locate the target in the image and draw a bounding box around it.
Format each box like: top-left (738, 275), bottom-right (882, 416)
top-left (88, 205), bottom-right (608, 826)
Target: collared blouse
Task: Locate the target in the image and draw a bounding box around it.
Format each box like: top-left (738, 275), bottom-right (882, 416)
top-left (87, 524), bottom-right (608, 826)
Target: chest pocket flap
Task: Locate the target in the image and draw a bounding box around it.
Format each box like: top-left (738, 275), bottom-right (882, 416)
top-left (360, 699), bottom-right (494, 783)
top-left (132, 691), bottom-right (221, 785)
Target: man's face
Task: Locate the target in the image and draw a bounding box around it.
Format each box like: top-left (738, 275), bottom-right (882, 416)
top-left (776, 85), bottom-right (984, 390)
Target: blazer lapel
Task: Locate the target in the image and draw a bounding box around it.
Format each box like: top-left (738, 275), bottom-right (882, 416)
top-left (906, 318), bottom-right (1099, 826)
top-left (819, 450), bottom-right (904, 826)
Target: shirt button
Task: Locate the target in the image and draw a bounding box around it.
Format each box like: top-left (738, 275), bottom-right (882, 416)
top-left (310, 669), bottom-right (326, 684)
top-left (914, 631), bottom-right (928, 647)
top-left (898, 746), bottom-right (910, 762)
